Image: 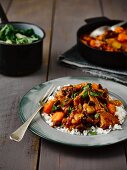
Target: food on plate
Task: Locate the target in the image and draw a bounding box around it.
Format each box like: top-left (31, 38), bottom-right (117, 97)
top-left (80, 26), bottom-right (127, 52)
top-left (0, 24), bottom-right (40, 45)
top-left (42, 82), bottom-right (126, 136)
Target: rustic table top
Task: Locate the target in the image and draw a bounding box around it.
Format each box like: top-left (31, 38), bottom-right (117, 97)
top-left (0, 0), bottom-right (127, 170)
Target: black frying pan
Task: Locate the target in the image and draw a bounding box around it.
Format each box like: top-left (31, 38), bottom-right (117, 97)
top-left (77, 17), bottom-right (127, 69)
top-left (0, 4), bottom-right (45, 76)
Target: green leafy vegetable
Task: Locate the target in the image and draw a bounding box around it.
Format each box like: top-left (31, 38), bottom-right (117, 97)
top-left (82, 90), bottom-right (88, 99)
top-left (72, 92), bottom-right (78, 98)
top-left (88, 131), bottom-right (97, 135)
top-left (95, 113), bottom-right (100, 119)
top-left (90, 91), bottom-right (102, 97)
top-left (0, 24), bottom-right (40, 44)
top-left (51, 105), bottom-right (58, 112)
top-left (68, 107), bottom-right (72, 114)
top-left (82, 83), bottom-right (91, 91)
top-left (82, 84), bottom-right (92, 99)
top-left (103, 103), bottom-right (108, 111)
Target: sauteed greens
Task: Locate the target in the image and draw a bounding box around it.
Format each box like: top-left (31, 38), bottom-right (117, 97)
top-left (0, 24), bottom-right (40, 45)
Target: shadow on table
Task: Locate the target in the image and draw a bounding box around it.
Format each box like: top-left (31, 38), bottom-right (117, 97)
top-left (41, 139), bottom-right (126, 159)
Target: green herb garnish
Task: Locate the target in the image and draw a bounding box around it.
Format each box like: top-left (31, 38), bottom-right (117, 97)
top-left (72, 92), bottom-right (78, 99)
top-left (90, 91), bottom-right (102, 97)
top-left (88, 131), bottom-right (97, 135)
top-left (51, 105), bottom-right (58, 112)
top-left (95, 113), bottom-right (100, 119)
top-left (82, 85), bottom-right (89, 91)
top-left (103, 103), bottom-right (108, 111)
top-left (82, 90), bottom-right (88, 99)
top-left (82, 83), bottom-right (92, 91)
top-left (68, 107), bottom-right (72, 114)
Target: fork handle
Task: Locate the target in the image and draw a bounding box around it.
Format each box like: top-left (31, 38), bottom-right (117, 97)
top-left (10, 105), bottom-right (42, 142)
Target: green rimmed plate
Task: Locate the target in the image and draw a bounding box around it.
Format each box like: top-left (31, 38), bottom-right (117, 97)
top-left (18, 76), bottom-right (127, 147)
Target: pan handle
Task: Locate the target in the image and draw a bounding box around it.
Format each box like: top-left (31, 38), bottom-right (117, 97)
top-left (85, 16), bottom-right (110, 24)
top-left (0, 3), bottom-right (9, 23)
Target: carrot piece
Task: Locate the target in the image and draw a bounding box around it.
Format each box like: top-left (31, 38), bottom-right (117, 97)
top-left (92, 83), bottom-right (99, 90)
top-left (107, 103), bottom-right (116, 115)
top-left (96, 35), bottom-right (104, 41)
top-left (74, 83), bottom-right (87, 90)
top-left (90, 39), bottom-right (96, 47)
top-left (43, 100), bottom-right (55, 114)
top-left (118, 33), bottom-right (127, 42)
top-left (52, 111), bottom-right (64, 124)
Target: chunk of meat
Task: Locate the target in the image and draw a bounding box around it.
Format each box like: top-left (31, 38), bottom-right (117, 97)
top-left (107, 103), bottom-right (116, 115)
top-left (83, 103), bottom-right (95, 114)
top-left (89, 96), bottom-right (102, 111)
top-left (72, 113), bottom-right (84, 124)
top-left (109, 100), bottom-right (123, 106)
top-left (100, 112), bottom-right (119, 129)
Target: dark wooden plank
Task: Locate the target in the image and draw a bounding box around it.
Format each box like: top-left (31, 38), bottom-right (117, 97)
top-left (39, 0), bottom-right (127, 170)
top-left (0, 0), bottom-right (53, 170)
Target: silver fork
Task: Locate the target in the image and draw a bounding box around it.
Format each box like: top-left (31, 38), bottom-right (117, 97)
top-left (10, 84), bottom-right (56, 142)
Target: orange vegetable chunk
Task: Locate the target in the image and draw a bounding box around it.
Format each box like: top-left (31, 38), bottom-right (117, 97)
top-left (118, 33), bottom-right (127, 42)
top-left (92, 83), bottom-right (99, 90)
top-left (107, 103), bottom-right (116, 114)
top-left (43, 100), bottom-right (55, 114)
top-left (52, 111), bottom-right (64, 124)
top-left (90, 39), bottom-right (96, 47)
top-left (114, 26), bottom-right (124, 33)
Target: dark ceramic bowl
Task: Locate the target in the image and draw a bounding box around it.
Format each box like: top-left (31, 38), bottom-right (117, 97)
top-left (0, 4), bottom-right (45, 76)
top-left (77, 17), bottom-right (127, 69)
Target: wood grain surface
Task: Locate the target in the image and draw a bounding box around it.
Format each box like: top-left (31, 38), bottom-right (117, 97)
top-left (0, 0), bottom-right (53, 170)
top-left (0, 0), bottom-right (127, 170)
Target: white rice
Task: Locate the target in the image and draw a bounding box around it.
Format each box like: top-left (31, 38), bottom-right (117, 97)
top-left (115, 106), bottom-right (126, 124)
top-left (42, 113), bottom-right (53, 126)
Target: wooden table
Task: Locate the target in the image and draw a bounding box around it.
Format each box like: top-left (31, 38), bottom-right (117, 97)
top-left (0, 0), bottom-right (127, 169)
